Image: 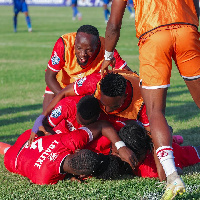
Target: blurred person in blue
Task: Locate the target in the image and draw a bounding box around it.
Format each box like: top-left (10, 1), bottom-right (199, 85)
top-left (70, 0), bottom-right (82, 21)
top-left (13, 0), bottom-right (32, 32)
top-left (102, 0), bottom-right (111, 23)
top-left (126, 0), bottom-right (135, 19)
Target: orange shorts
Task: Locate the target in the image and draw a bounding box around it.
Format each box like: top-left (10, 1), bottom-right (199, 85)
top-left (139, 24), bottom-right (200, 89)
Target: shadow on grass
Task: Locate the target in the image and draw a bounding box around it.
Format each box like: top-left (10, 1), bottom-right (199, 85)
top-left (166, 101), bottom-right (199, 121)
top-left (0, 134), bottom-right (22, 145)
top-left (0, 104), bottom-right (42, 116)
top-left (0, 113), bottom-right (41, 127)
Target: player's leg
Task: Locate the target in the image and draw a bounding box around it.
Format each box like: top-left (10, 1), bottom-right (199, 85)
top-left (0, 142), bottom-right (11, 155)
top-left (24, 12), bottom-right (32, 32)
top-left (103, 0), bottom-right (110, 23)
top-left (13, 3), bottom-right (19, 32)
top-left (13, 13), bottom-right (18, 32)
top-left (22, 2), bottom-right (32, 32)
top-left (126, 0), bottom-right (135, 18)
top-left (184, 78), bottom-right (200, 108)
top-left (141, 88), bottom-right (185, 200)
top-left (139, 29), bottom-right (185, 199)
top-left (71, 0), bottom-right (79, 20)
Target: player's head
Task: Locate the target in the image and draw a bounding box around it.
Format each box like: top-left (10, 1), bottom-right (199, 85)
top-left (75, 25), bottom-right (100, 66)
top-left (118, 121), bottom-right (152, 163)
top-left (76, 95), bottom-right (100, 125)
top-left (93, 154), bottom-right (128, 180)
top-left (65, 149), bottom-right (126, 180)
top-left (100, 73), bottom-right (127, 113)
top-left (95, 122), bottom-right (153, 179)
top-left (64, 149), bottom-right (101, 176)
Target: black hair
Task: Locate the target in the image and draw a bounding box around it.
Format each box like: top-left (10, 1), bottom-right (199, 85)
top-left (93, 154), bottom-right (132, 180)
top-left (67, 149), bottom-right (101, 175)
top-left (118, 121), bottom-right (152, 160)
top-left (100, 73), bottom-right (127, 97)
top-left (77, 25), bottom-right (99, 39)
top-left (95, 122), bottom-right (153, 179)
top-left (77, 95), bottom-right (100, 120)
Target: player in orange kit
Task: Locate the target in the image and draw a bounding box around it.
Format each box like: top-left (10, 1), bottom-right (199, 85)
top-left (101, 0), bottom-right (200, 199)
top-left (43, 25), bottom-right (131, 110)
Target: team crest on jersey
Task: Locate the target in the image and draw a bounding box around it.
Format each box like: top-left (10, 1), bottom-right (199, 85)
top-left (51, 106), bottom-right (62, 118)
top-left (76, 77), bottom-right (87, 87)
top-left (48, 152), bottom-right (58, 161)
top-left (51, 51), bottom-right (60, 65)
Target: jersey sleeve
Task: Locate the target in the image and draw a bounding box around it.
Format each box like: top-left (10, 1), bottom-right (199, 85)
top-left (113, 49), bottom-right (127, 70)
top-left (47, 37), bottom-right (65, 72)
top-left (73, 73), bottom-right (101, 95)
top-left (137, 104), bottom-right (149, 127)
top-left (173, 143), bottom-right (200, 169)
top-left (61, 127), bottom-right (94, 151)
top-left (47, 97), bottom-right (76, 127)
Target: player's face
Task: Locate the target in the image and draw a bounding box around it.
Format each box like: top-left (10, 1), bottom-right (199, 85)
top-left (75, 32), bottom-right (99, 66)
top-left (100, 92), bottom-right (126, 113)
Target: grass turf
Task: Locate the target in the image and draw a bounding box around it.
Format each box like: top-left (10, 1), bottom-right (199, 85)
top-left (0, 5), bottom-right (199, 199)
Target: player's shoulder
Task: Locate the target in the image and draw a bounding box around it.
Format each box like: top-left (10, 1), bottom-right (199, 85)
top-left (61, 95), bottom-right (83, 104)
top-left (61, 32), bottom-right (76, 40)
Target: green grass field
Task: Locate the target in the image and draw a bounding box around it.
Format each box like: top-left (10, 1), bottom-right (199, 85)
top-left (0, 5), bottom-right (199, 199)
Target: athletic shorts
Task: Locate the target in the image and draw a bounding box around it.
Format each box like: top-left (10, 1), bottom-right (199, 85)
top-left (14, 2), bottom-right (28, 14)
top-left (4, 129), bottom-right (31, 174)
top-left (45, 86), bottom-right (54, 95)
top-left (71, 0), bottom-right (77, 5)
top-left (139, 24), bottom-right (200, 89)
top-left (103, 0), bottom-right (110, 5)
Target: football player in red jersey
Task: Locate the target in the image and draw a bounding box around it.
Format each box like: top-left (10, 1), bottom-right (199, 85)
top-left (43, 25), bottom-right (131, 110)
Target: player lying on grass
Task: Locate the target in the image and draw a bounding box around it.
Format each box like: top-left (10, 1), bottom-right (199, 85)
top-left (74, 121), bottom-right (200, 181)
top-left (32, 71), bottom-right (179, 181)
top-left (29, 94), bottom-right (139, 157)
top-left (0, 116), bottom-right (137, 184)
top-left (43, 25), bottom-right (131, 110)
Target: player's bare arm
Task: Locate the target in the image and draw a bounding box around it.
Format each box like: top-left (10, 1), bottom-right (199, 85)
top-left (45, 68), bottom-right (62, 95)
top-left (101, 0), bottom-right (127, 76)
top-left (87, 120), bottom-right (138, 170)
top-left (42, 83), bottom-right (76, 117)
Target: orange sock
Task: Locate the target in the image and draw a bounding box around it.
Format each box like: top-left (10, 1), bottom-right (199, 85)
top-left (0, 142), bottom-right (11, 155)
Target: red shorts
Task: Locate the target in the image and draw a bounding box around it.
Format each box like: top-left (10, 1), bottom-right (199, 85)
top-left (44, 86), bottom-right (54, 94)
top-left (4, 129), bottom-right (31, 174)
top-left (139, 24), bottom-right (200, 89)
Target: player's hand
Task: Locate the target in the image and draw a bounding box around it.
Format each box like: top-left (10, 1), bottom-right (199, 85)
top-left (28, 131), bottom-right (36, 146)
top-left (32, 114), bottom-right (45, 134)
top-left (118, 146), bottom-right (138, 170)
top-left (28, 126), bottom-right (50, 146)
top-left (101, 58), bottom-right (116, 78)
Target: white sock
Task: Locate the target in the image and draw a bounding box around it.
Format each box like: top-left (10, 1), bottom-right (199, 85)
top-left (156, 146), bottom-right (177, 177)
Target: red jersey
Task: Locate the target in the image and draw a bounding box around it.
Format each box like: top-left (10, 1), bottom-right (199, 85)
top-left (47, 95), bottom-right (83, 134)
top-left (48, 94), bottom-right (134, 134)
top-left (47, 34), bottom-right (127, 89)
top-left (4, 128), bottom-right (93, 185)
top-left (73, 72), bottom-right (149, 127)
top-left (134, 143), bottom-right (200, 178)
